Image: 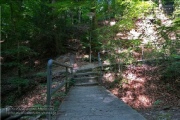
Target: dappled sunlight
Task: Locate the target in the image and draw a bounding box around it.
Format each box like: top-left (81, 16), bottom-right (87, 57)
top-left (14, 83), bottom-right (65, 109)
top-left (103, 72), bottom-right (115, 82)
top-left (111, 88), bottom-right (119, 96)
top-left (121, 79), bottom-right (152, 108)
top-left (110, 21), bottom-right (116, 26)
top-left (168, 32), bottom-right (176, 40)
top-left (102, 64), bottom-right (162, 109)
top-left (103, 60), bottom-right (111, 65)
top-left (34, 60), bottom-right (40, 66)
top-left (0, 56), bottom-right (4, 63)
top-left (125, 73), bottom-right (137, 81)
top-left (13, 85), bottom-right (47, 108)
top-left (100, 64), bottom-right (171, 109)
top-left (121, 85), bottom-right (153, 108)
top-left (132, 95), bottom-right (152, 108)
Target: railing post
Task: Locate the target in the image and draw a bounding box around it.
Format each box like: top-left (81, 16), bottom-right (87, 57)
top-left (47, 59), bottom-right (53, 120)
top-left (98, 52), bottom-right (103, 83)
top-left (98, 52), bottom-right (103, 70)
top-left (47, 58), bottom-right (74, 120)
top-left (70, 54), bottom-right (74, 87)
top-left (65, 67), bottom-right (68, 93)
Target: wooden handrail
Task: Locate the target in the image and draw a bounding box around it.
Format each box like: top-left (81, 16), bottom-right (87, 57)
top-left (47, 58), bottom-right (74, 120)
top-left (52, 60), bottom-right (73, 68)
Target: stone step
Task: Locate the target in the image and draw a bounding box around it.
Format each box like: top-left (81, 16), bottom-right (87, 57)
top-left (74, 72), bottom-right (99, 77)
top-left (74, 79), bottom-right (98, 86)
top-left (74, 76), bottom-right (99, 86)
top-left (75, 81), bottom-right (98, 86)
top-left (73, 76), bottom-right (99, 81)
top-left (76, 68), bottom-right (94, 73)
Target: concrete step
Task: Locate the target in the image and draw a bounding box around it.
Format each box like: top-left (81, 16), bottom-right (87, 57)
top-left (75, 81), bottom-right (98, 86)
top-left (74, 76), bottom-right (99, 86)
top-left (73, 76), bottom-right (99, 81)
top-left (76, 68), bottom-right (94, 73)
top-left (74, 72), bottom-right (99, 77)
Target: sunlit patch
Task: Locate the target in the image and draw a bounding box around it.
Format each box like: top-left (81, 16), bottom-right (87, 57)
top-left (24, 61), bottom-right (29, 65)
top-left (34, 60), bottom-right (40, 66)
top-left (103, 73), bottom-right (115, 82)
top-left (103, 73), bottom-right (112, 78)
top-left (0, 40), bottom-right (5, 43)
top-left (168, 32), bottom-right (176, 40)
top-left (132, 82), bottom-right (143, 89)
top-left (83, 55), bottom-right (89, 59)
top-left (52, 84), bottom-right (57, 89)
top-left (129, 29), bottom-right (141, 38)
top-left (121, 93), bottom-right (152, 108)
top-left (137, 95), bottom-right (152, 107)
top-left (110, 21), bottom-right (116, 26)
top-left (111, 88), bottom-right (119, 95)
top-left (103, 20), bottom-right (109, 25)
top-left (126, 73), bottom-right (137, 80)
top-left (129, 78), bottom-right (145, 83)
top-left (121, 91), bottom-right (134, 102)
top-left (100, 44), bottom-right (179, 109)
top-left (103, 60), bottom-right (110, 65)
top-left (122, 83), bottom-right (129, 89)
top-left (116, 32), bottom-right (124, 36)
top-left (0, 57), bottom-right (4, 63)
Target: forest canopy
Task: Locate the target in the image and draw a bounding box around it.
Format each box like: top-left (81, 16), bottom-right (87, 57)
top-left (1, 0), bottom-right (179, 82)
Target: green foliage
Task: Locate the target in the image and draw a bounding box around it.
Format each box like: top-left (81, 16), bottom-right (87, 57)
top-left (118, 78), bottom-right (128, 87)
top-left (108, 74), bottom-right (128, 88)
top-left (36, 72), bottom-right (47, 77)
top-left (3, 46), bottom-right (38, 59)
top-left (3, 94), bottom-right (16, 105)
top-left (33, 104), bottom-right (44, 108)
top-left (174, 0), bottom-right (180, 18)
top-left (9, 77), bottom-right (29, 87)
top-left (53, 101), bottom-right (60, 111)
top-left (153, 99), bottom-right (163, 106)
top-left (117, 0), bottom-right (155, 30)
top-left (50, 0), bottom-right (92, 12)
top-left (157, 113), bottom-right (172, 120)
top-left (162, 60), bottom-right (180, 84)
top-left (52, 92), bottom-right (66, 98)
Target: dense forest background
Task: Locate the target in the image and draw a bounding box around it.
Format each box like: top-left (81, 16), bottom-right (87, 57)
top-left (1, 0), bottom-right (180, 117)
top-left (1, 0), bottom-right (179, 76)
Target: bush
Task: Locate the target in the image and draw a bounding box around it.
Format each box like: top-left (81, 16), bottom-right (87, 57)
top-left (162, 61), bottom-right (180, 85)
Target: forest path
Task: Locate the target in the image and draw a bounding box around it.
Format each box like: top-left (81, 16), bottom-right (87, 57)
top-left (55, 65), bottom-right (146, 120)
top-left (56, 86), bottom-right (146, 120)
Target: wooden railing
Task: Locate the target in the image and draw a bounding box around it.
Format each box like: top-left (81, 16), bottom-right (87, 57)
top-left (46, 59), bottom-right (73, 119)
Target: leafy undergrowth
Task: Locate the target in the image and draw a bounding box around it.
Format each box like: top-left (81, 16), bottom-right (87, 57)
top-left (101, 64), bottom-right (180, 120)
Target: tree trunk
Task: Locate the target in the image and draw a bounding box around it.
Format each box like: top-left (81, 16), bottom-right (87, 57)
top-left (159, 0), bottom-right (163, 10)
top-left (10, 2), bottom-right (22, 77)
top-left (78, 7), bottom-right (81, 23)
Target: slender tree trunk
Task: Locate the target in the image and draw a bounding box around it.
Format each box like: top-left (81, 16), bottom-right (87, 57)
top-left (78, 7), bottom-right (81, 23)
top-left (112, 0), bottom-right (116, 18)
top-left (159, 0), bottom-right (163, 10)
top-left (10, 2), bottom-right (21, 77)
top-left (51, 0), bottom-right (62, 54)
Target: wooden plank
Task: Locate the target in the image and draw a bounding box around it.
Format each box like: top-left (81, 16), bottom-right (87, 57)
top-left (51, 81), bottom-right (66, 95)
top-left (52, 60), bottom-right (73, 68)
